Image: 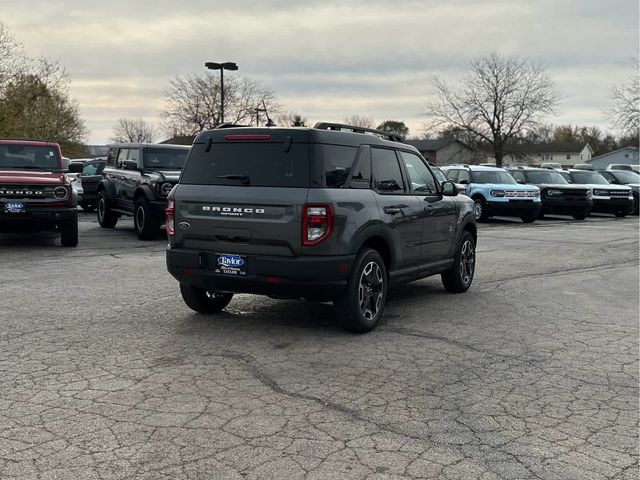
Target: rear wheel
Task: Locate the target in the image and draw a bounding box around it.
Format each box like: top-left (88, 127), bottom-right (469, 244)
top-left (614, 211), bottom-right (627, 218)
top-left (134, 196), bottom-right (161, 240)
top-left (180, 284), bottom-right (234, 313)
top-left (442, 231), bottom-right (475, 293)
top-left (80, 201), bottom-right (95, 212)
top-left (334, 248), bottom-right (387, 333)
top-left (633, 194), bottom-right (639, 215)
top-left (97, 190), bottom-right (118, 228)
top-left (521, 213), bottom-right (537, 223)
top-left (59, 212), bottom-right (78, 247)
top-left (572, 212), bottom-right (587, 220)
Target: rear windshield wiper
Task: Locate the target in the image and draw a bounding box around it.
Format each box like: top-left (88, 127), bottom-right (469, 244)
top-left (217, 174), bottom-right (250, 185)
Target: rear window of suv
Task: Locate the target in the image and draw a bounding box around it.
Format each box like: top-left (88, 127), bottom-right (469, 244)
top-left (181, 142), bottom-right (311, 187)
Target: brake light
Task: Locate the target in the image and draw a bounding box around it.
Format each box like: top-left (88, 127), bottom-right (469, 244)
top-left (224, 134), bottom-right (272, 141)
top-left (166, 198), bottom-right (175, 238)
top-left (302, 204), bottom-right (333, 246)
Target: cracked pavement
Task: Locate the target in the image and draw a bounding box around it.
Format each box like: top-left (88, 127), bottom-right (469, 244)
top-left (0, 213), bottom-right (638, 479)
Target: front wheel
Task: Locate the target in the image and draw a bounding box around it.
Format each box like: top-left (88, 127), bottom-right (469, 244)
top-left (134, 197), bottom-right (161, 240)
top-left (442, 231), bottom-right (476, 293)
top-left (633, 195), bottom-right (639, 215)
top-left (473, 197), bottom-right (489, 222)
top-left (572, 213), bottom-right (587, 220)
top-left (59, 212), bottom-right (78, 247)
top-left (334, 248), bottom-right (387, 333)
top-left (97, 190), bottom-right (118, 228)
top-left (614, 211), bottom-right (627, 218)
top-left (521, 213), bottom-right (537, 223)
top-left (180, 284), bottom-right (234, 313)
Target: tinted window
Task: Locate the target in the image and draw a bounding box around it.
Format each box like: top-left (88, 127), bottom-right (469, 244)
top-left (399, 151), bottom-right (437, 194)
top-left (610, 171), bottom-right (640, 183)
top-left (143, 148), bottom-right (189, 170)
top-left (0, 144), bottom-right (61, 170)
top-left (511, 171), bottom-right (526, 183)
top-left (444, 169), bottom-right (459, 181)
top-left (525, 171), bottom-right (568, 184)
top-left (348, 147), bottom-right (371, 188)
top-left (372, 148), bottom-right (404, 194)
top-left (313, 144), bottom-right (357, 188)
top-left (82, 162), bottom-right (99, 175)
top-left (432, 167), bottom-right (447, 183)
top-left (470, 170), bottom-right (517, 184)
top-left (117, 149), bottom-right (129, 167)
top-left (181, 142), bottom-right (310, 187)
top-left (570, 172), bottom-right (609, 185)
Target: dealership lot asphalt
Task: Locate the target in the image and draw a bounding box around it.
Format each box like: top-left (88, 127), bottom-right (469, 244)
top-left (0, 213), bottom-right (638, 480)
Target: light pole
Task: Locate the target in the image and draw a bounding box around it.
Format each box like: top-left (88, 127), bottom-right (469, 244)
top-left (204, 61), bottom-right (238, 125)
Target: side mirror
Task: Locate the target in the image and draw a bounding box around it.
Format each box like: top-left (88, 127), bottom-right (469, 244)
top-left (123, 160), bottom-right (139, 171)
top-left (442, 180), bottom-right (458, 196)
top-left (68, 162), bottom-right (83, 173)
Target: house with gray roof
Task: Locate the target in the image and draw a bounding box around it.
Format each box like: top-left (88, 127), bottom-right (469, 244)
top-left (587, 147), bottom-right (639, 170)
top-left (405, 138), bottom-right (476, 165)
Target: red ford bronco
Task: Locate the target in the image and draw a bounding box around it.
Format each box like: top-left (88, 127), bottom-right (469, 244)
top-left (0, 140), bottom-right (80, 247)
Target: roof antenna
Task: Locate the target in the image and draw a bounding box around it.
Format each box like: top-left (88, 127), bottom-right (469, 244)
top-left (262, 100), bottom-right (276, 127)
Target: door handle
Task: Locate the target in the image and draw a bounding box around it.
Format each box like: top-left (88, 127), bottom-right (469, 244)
top-left (383, 206), bottom-right (401, 215)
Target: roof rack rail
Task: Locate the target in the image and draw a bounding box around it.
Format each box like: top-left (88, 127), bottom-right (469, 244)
top-left (214, 122), bottom-right (249, 129)
top-left (313, 122), bottom-right (405, 143)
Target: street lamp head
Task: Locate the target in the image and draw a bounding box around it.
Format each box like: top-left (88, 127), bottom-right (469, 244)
top-left (205, 61), bottom-right (238, 71)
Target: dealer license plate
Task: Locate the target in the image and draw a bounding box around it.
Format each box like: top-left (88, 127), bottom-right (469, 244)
top-left (4, 202), bottom-right (26, 213)
top-left (214, 253), bottom-right (248, 276)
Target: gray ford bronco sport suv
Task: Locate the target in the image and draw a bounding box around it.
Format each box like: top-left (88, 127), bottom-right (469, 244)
top-left (166, 123), bottom-right (477, 332)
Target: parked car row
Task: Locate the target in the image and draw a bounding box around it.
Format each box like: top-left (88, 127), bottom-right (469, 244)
top-left (439, 164), bottom-right (637, 222)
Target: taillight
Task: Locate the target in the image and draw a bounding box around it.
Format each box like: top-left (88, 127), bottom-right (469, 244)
top-left (302, 204), bottom-right (333, 246)
top-left (166, 198), bottom-right (175, 238)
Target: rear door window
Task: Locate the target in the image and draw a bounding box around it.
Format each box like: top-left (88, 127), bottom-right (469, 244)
top-left (181, 142), bottom-right (310, 187)
top-left (372, 148), bottom-right (405, 194)
top-left (313, 144), bottom-right (358, 188)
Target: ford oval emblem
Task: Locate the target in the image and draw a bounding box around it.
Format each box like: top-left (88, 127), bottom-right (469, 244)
top-left (178, 222), bottom-right (191, 230)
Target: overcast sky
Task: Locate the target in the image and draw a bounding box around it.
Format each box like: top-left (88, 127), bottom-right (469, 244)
top-left (1, 0), bottom-right (638, 143)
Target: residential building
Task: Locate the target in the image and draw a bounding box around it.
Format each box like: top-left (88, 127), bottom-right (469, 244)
top-left (405, 138), bottom-right (476, 165)
top-left (587, 147), bottom-right (639, 170)
top-left (482, 142), bottom-right (593, 166)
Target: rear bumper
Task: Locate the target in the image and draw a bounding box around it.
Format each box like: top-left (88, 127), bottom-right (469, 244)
top-left (541, 198), bottom-right (593, 216)
top-left (0, 206), bottom-right (76, 232)
top-left (591, 198), bottom-right (634, 214)
top-left (486, 200), bottom-right (541, 217)
top-left (166, 247), bottom-right (355, 301)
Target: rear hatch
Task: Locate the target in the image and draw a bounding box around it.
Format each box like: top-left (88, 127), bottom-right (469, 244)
top-left (173, 128), bottom-right (311, 257)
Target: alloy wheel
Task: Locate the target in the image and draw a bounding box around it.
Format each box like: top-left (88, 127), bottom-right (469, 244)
top-left (358, 261), bottom-right (384, 321)
top-left (459, 239), bottom-right (475, 285)
top-left (474, 202), bottom-right (483, 220)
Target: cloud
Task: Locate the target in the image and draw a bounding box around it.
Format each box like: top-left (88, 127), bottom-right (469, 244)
top-left (1, 0), bottom-right (637, 142)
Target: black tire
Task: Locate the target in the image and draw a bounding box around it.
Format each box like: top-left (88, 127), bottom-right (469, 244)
top-left (441, 231), bottom-right (476, 293)
top-left (537, 211), bottom-right (545, 220)
top-left (80, 201), bottom-right (95, 212)
top-left (572, 213), bottom-right (587, 220)
top-left (633, 194), bottom-right (639, 215)
top-left (334, 248), bottom-right (387, 333)
top-left (134, 196), bottom-right (161, 240)
top-left (614, 211), bottom-right (627, 218)
top-left (97, 190), bottom-right (118, 228)
top-left (180, 284), bottom-right (234, 314)
top-left (521, 213), bottom-right (536, 223)
top-left (472, 197), bottom-right (489, 222)
top-left (59, 212), bottom-right (78, 247)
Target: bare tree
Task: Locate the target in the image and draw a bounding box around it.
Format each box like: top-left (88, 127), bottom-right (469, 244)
top-left (162, 73), bottom-right (279, 135)
top-left (276, 110), bottom-right (307, 127)
top-left (425, 53), bottom-right (560, 166)
top-left (111, 117), bottom-right (158, 143)
top-left (608, 59), bottom-right (639, 138)
top-left (343, 115), bottom-right (375, 129)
